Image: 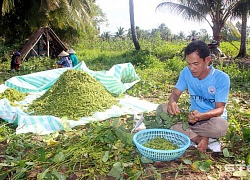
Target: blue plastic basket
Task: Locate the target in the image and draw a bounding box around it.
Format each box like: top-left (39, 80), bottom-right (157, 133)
top-left (133, 129), bottom-right (191, 162)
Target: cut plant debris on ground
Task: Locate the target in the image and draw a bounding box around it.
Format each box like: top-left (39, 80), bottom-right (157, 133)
top-left (0, 40), bottom-right (249, 179)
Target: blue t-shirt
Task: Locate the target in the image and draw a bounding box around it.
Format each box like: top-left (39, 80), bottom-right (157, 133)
top-left (175, 66), bottom-right (230, 119)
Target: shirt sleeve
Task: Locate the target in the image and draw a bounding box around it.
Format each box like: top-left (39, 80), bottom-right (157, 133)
top-left (215, 72), bottom-right (230, 103)
top-left (175, 68), bottom-right (188, 92)
top-left (57, 58), bottom-right (65, 65)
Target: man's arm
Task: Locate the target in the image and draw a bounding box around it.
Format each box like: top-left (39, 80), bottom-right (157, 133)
top-left (188, 102), bottom-right (226, 124)
top-left (57, 58), bottom-right (64, 65)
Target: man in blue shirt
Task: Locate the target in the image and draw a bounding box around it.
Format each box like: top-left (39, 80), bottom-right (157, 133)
top-left (162, 40), bottom-right (230, 152)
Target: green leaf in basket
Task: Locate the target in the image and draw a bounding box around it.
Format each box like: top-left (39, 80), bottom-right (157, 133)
top-left (144, 137), bottom-right (178, 150)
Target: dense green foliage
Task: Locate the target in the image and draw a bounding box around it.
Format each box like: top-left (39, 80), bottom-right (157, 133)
top-left (0, 39), bottom-right (249, 179)
top-left (0, 0), bottom-right (100, 45)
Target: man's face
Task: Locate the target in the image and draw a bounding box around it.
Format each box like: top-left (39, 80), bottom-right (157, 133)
top-left (186, 51), bottom-right (210, 80)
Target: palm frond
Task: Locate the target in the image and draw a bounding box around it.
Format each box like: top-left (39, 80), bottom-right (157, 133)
top-left (156, 2), bottom-right (205, 22)
top-left (226, 20), bottom-right (241, 38)
top-left (1, 0), bottom-right (15, 15)
top-left (39, 0), bottom-right (60, 12)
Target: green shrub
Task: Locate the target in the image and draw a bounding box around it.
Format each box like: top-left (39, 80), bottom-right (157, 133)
top-left (220, 41), bottom-right (240, 57)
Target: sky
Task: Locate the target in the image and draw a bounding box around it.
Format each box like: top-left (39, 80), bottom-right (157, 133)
top-left (96, 0), bottom-right (213, 36)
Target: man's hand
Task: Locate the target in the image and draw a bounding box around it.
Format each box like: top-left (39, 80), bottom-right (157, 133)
top-left (188, 110), bottom-right (201, 124)
top-left (167, 88), bottom-right (182, 115)
top-left (167, 102), bottom-right (180, 115)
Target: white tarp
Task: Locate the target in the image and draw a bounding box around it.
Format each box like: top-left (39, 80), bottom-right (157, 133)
top-left (0, 62), bottom-right (158, 135)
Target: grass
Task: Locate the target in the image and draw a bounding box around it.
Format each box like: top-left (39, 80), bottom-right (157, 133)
top-left (0, 39), bottom-right (250, 179)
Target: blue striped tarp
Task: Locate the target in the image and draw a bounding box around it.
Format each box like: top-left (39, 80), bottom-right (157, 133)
top-left (0, 62), bottom-right (158, 134)
top-left (5, 61), bottom-right (140, 95)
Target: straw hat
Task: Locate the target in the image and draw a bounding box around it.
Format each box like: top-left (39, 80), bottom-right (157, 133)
top-left (58, 50), bottom-right (69, 57)
top-left (67, 48), bottom-right (76, 54)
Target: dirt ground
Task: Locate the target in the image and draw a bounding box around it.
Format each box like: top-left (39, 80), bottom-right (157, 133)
top-left (211, 56), bottom-right (250, 69)
top-left (142, 146), bottom-right (249, 180)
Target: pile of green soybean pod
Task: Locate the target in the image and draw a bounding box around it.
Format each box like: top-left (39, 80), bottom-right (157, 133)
top-left (28, 69), bottom-right (118, 120)
top-left (0, 88), bottom-right (28, 105)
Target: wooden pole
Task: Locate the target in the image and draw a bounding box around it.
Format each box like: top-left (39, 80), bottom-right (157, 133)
top-left (46, 29), bottom-right (50, 57)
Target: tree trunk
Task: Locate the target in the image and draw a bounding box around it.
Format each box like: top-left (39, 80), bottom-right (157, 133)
top-left (237, 11), bottom-right (247, 58)
top-left (212, 20), bottom-right (223, 46)
top-left (129, 0), bottom-right (140, 50)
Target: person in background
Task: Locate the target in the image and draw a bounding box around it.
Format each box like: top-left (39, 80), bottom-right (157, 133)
top-left (10, 51), bottom-right (21, 72)
top-left (67, 48), bottom-right (79, 67)
top-left (159, 40), bottom-right (230, 152)
top-left (57, 50), bottom-right (72, 68)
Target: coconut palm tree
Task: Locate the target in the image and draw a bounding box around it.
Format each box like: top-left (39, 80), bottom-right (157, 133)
top-left (187, 30), bottom-right (200, 41)
top-left (0, 0), bottom-right (97, 43)
top-left (156, 0), bottom-right (247, 45)
top-left (231, 0), bottom-right (250, 57)
top-left (100, 31), bottom-right (112, 41)
top-left (29, 0), bottom-right (94, 30)
top-left (129, 0), bottom-right (140, 50)
top-left (115, 27), bottom-right (126, 39)
top-left (157, 23), bottom-right (171, 41)
top-left (177, 31), bottom-right (185, 41)
top-left (1, 0), bottom-right (93, 27)
top-left (199, 29), bottom-right (210, 41)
